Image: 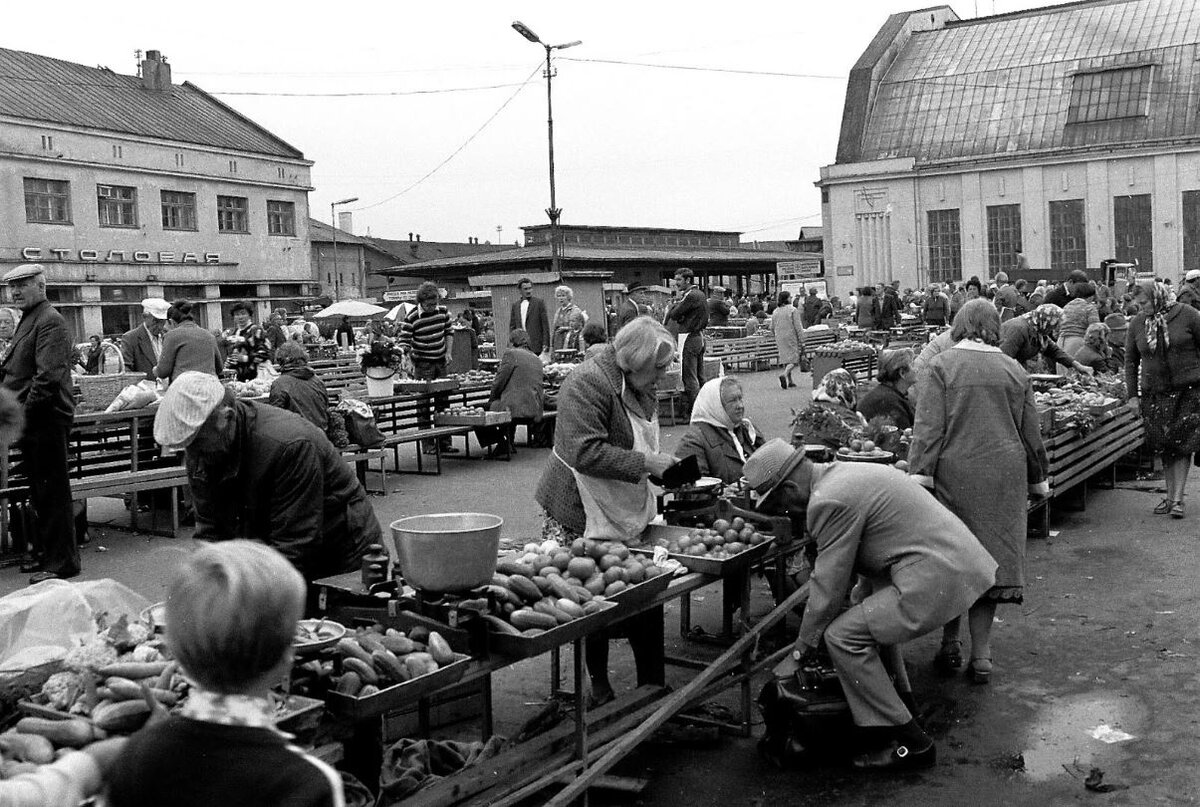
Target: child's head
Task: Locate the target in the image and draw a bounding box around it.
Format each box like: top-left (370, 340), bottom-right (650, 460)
top-left (569, 310), bottom-right (586, 331)
top-left (166, 540), bottom-right (305, 694)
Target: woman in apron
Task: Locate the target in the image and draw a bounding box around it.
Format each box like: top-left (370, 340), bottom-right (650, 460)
top-left (535, 316), bottom-right (680, 705)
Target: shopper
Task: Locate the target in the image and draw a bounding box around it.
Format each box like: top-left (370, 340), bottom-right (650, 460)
top-left (333, 314), bottom-right (355, 349)
top-left (792, 368), bottom-right (867, 450)
top-left (0, 308), bottom-right (19, 364)
top-left (550, 285), bottom-right (586, 353)
top-left (121, 298), bottom-right (170, 379)
top-left (907, 299), bottom-right (1049, 684)
top-left (858, 348), bottom-right (917, 429)
top-left (400, 281), bottom-right (457, 455)
top-left (1074, 322), bottom-right (1121, 374)
top-left (856, 286), bottom-right (881, 329)
top-left (772, 290), bottom-right (804, 389)
top-left (665, 268), bottom-right (709, 415)
top-left (267, 341), bottom-right (330, 432)
top-left (1000, 304), bottom-right (1094, 375)
top-left (1126, 280), bottom-right (1200, 518)
top-left (706, 285), bottom-right (730, 326)
top-left (581, 321), bottom-right (608, 360)
top-left (223, 301), bottom-right (269, 382)
top-left (675, 375), bottom-right (765, 484)
top-left (801, 288), bottom-right (823, 327)
top-left (155, 300), bottom-right (222, 382)
top-left (485, 329), bottom-right (545, 456)
top-left (1059, 282), bottom-right (1100, 355)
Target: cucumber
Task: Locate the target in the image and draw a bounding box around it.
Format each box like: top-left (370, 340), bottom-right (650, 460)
top-left (510, 609), bottom-right (558, 631)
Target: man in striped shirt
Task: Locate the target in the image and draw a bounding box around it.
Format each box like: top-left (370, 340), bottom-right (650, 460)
top-left (400, 282), bottom-right (458, 454)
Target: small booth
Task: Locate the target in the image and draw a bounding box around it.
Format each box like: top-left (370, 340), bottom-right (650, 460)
top-left (473, 269), bottom-right (613, 353)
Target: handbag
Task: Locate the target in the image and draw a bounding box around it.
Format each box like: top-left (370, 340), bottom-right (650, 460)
top-left (336, 398), bottom-right (385, 448)
top-left (756, 660), bottom-right (856, 768)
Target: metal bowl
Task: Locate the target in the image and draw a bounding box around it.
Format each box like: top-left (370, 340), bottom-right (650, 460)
top-left (391, 513), bottom-right (503, 592)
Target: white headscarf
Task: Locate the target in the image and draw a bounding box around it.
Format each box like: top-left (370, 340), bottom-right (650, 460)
top-left (689, 377), bottom-right (758, 462)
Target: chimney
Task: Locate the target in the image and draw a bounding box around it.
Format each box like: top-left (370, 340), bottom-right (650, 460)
top-left (337, 211), bottom-right (353, 235)
top-left (141, 50), bottom-right (172, 92)
top-left (416, 234), bottom-right (421, 243)
top-left (408, 232), bottom-right (413, 242)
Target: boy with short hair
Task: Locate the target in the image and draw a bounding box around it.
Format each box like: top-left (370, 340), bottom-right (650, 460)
top-left (106, 541), bottom-right (344, 807)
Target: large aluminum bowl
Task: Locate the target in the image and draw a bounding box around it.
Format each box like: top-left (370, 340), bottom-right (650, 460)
top-left (391, 513), bottom-right (503, 592)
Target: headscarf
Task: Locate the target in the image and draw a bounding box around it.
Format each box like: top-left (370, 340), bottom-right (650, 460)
top-left (690, 377), bottom-right (758, 461)
top-left (1143, 281), bottom-right (1174, 352)
top-left (812, 368), bottom-right (857, 410)
top-left (1024, 303), bottom-right (1063, 350)
top-left (1082, 322), bottom-right (1111, 358)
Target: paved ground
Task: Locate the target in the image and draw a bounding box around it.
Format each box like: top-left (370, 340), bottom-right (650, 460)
top-left (4, 368), bottom-right (1197, 805)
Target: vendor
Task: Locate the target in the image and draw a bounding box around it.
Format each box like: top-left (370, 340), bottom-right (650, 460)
top-left (999, 304), bottom-right (1093, 375)
top-left (535, 316), bottom-right (680, 705)
top-left (675, 376), bottom-right (765, 484)
top-left (333, 315), bottom-right (355, 349)
top-left (857, 348), bottom-right (916, 429)
top-left (791, 369), bottom-right (867, 450)
top-left (153, 371), bottom-right (378, 598)
top-left (1073, 322), bottom-right (1121, 375)
top-left (745, 439), bottom-right (996, 771)
top-left (267, 342), bottom-right (330, 432)
top-left (484, 329), bottom-right (544, 457)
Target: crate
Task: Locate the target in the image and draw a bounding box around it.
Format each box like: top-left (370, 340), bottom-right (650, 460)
top-left (76, 372), bottom-right (146, 409)
top-left (810, 350), bottom-right (877, 384)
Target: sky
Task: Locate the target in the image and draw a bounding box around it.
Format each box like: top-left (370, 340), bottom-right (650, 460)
top-left (7, 0), bottom-right (1057, 245)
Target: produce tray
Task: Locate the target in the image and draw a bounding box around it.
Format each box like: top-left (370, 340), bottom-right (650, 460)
top-left (631, 525), bottom-right (776, 577)
top-left (604, 569), bottom-right (674, 609)
top-left (488, 601), bottom-right (622, 659)
top-left (434, 411), bottom-right (511, 427)
top-left (394, 379), bottom-right (461, 394)
top-left (324, 654), bottom-right (473, 722)
top-left (16, 693), bottom-right (324, 731)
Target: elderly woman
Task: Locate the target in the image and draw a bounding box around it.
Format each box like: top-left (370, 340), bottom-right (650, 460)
top-left (908, 299), bottom-right (1049, 684)
top-left (791, 368), bottom-right (868, 450)
top-left (1074, 322), bottom-right (1121, 374)
top-left (1059, 282), bottom-right (1100, 355)
top-left (550, 285), bottom-right (586, 352)
top-left (536, 316), bottom-right (680, 705)
top-left (1000, 304), bottom-right (1093, 375)
top-left (772, 291), bottom-right (804, 389)
top-left (858, 348), bottom-right (917, 429)
top-left (156, 299), bottom-right (223, 382)
top-left (1127, 280), bottom-right (1200, 518)
top-left (267, 342), bottom-right (330, 432)
top-left (675, 376), bottom-right (765, 484)
top-left (0, 307), bottom-right (17, 363)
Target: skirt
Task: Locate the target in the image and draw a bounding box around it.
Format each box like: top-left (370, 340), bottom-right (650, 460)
top-left (1142, 385), bottom-right (1200, 458)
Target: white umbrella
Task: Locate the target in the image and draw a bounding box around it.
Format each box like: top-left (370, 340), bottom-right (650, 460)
top-left (313, 300), bottom-right (388, 318)
top-left (384, 303), bottom-right (413, 322)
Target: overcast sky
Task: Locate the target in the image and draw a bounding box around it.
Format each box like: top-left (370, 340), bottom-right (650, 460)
top-left (8, 0), bottom-right (1055, 245)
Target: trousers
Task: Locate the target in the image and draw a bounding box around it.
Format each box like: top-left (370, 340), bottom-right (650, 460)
top-left (18, 420), bottom-right (79, 576)
top-left (823, 599), bottom-right (912, 727)
top-left (680, 332), bottom-right (706, 416)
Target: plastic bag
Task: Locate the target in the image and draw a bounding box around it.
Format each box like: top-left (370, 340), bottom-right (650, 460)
top-left (0, 579), bottom-right (151, 671)
top-left (105, 380), bottom-right (161, 413)
top-left (256, 361), bottom-right (281, 384)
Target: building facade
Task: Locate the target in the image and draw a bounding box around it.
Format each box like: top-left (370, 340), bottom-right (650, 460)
top-left (0, 48), bottom-right (314, 340)
top-left (819, 0), bottom-right (1200, 299)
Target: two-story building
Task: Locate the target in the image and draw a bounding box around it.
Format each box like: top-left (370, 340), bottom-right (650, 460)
top-left (0, 47), bottom-right (315, 339)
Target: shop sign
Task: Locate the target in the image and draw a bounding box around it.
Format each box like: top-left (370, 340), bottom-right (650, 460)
top-left (21, 247), bottom-right (220, 264)
top-left (383, 290), bottom-right (417, 302)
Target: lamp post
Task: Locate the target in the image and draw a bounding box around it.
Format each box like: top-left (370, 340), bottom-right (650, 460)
top-left (330, 196), bottom-right (359, 301)
top-left (512, 21), bottom-right (580, 277)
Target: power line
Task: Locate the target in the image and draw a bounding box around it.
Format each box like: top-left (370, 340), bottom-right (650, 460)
top-left (559, 56), bottom-right (843, 80)
top-left (210, 80), bottom-right (534, 97)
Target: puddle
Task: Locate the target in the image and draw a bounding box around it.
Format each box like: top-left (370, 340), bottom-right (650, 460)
top-left (1021, 691), bottom-right (1143, 780)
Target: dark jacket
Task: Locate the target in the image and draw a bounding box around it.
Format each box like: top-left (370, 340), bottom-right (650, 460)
top-left (490, 346), bottom-right (543, 420)
top-left (706, 297), bottom-right (730, 326)
top-left (858, 382), bottom-right (915, 430)
top-left (268, 367), bottom-right (330, 431)
top-left (187, 400), bottom-right (378, 581)
top-left (121, 324), bottom-right (160, 379)
top-left (1126, 304), bottom-right (1200, 394)
top-left (333, 322), bottom-right (355, 348)
top-left (1000, 317), bottom-right (1075, 369)
top-left (1074, 344), bottom-right (1121, 375)
top-left (665, 287), bottom-right (709, 336)
top-left (880, 289), bottom-right (902, 327)
top-left (922, 294), bottom-right (949, 325)
top-left (536, 346), bottom-right (649, 534)
top-left (616, 298), bottom-right (646, 331)
top-left (156, 321), bottom-right (223, 382)
top-left (1043, 284), bottom-right (1071, 308)
top-left (674, 420), bottom-right (764, 484)
top-left (0, 300), bottom-right (74, 424)
top-left (801, 294), bottom-right (823, 327)
top-left (1176, 283), bottom-right (1200, 311)
top-left (510, 296), bottom-right (551, 355)
top-left (856, 295), bottom-right (881, 329)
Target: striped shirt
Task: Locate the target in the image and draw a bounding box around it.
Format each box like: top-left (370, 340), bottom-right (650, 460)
top-left (400, 306), bottom-right (451, 361)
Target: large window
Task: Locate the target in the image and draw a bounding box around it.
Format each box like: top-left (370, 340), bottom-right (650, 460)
top-left (161, 190), bottom-right (197, 231)
top-left (267, 200), bottom-right (296, 236)
top-left (1114, 194), bottom-right (1153, 275)
top-left (24, 178), bottom-right (71, 224)
top-left (1049, 199), bottom-right (1087, 274)
top-left (986, 204), bottom-right (1023, 277)
top-left (1067, 66), bottom-right (1152, 124)
top-left (1185, 191), bottom-right (1200, 275)
top-left (927, 208), bottom-right (962, 285)
top-left (97, 184), bottom-right (137, 227)
top-left (217, 195), bottom-right (249, 233)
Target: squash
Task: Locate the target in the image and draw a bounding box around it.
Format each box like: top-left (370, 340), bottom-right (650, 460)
top-left (0, 731), bottom-right (56, 764)
top-left (14, 718), bottom-right (95, 749)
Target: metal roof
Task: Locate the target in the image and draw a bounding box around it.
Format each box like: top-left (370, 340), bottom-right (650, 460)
top-left (0, 47), bottom-right (305, 159)
top-left (851, 0), bottom-right (1200, 164)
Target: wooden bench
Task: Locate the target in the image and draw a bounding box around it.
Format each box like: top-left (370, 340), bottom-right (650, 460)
top-left (311, 356), bottom-right (370, 401)
top-left (368, 394), bottom-right (472, 475)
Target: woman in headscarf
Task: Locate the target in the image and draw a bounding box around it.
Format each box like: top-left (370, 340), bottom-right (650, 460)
top-left (266, 341), bottom-right (330, 432)
top-left (1126, 280), bottom-right (1200, 518)
top-left (999, 303), bottom-right (1094, 375)
top-left (550, 285), bottom-right (586, 352)
top-left (1073, 322), bottom-right (1121, 374)
top-left (790, 368), bottom-right (867, 450)
top-left (858, 348), bottom-right (917, 429)
top-left (675, 376), bottom-right (765, 484)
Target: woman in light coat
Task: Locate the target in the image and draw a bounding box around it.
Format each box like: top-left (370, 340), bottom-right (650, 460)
top-left (771, 291), bottom-right (804, 389)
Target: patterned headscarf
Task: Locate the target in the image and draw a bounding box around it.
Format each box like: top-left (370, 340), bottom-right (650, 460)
top-left (812, 368), bottom-right (857, 410)
top-left (1138, 281), bottom-right (1174, 353)
top-left (1083, 322), bottom-right (1111, 358)
top-left (1024, 304), bottom-right (1064, 350)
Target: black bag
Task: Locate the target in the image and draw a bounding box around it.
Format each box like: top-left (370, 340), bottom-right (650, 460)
top-left (343, 410), bottom-right (385, 449)
top-left (756, 666), bottom-right (856, 768)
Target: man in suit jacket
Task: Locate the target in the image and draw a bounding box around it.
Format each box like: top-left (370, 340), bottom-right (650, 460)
top-left (0, 264), bottom-right (80, 583)
top-left (509, 277), bottom-right (550, 356)
top-left (746, 440), bottom-right (996, 771)
top-left (484, 329), bottom-right (545, 455)
top-left (121, 298), bottom-right (170, 378)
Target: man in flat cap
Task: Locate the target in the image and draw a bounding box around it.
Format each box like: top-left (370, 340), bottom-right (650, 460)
top-left (743, 439), bottom-right (996, 770)
top-left (121, 298), bottom-right (170, 380)
top-left (0, 264), bottom-right (79, 583)
top-left (153, 371), bottom-right (378, 598)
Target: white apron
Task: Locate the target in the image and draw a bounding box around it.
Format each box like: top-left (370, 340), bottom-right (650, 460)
top-left (561, 383), bottom-right (660, 541)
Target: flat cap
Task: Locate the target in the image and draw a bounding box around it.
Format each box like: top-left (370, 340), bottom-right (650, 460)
top-left (3, 264), bottom-right (45, 283)
top-left (141, 298), bottom-right (170, 319)
top-left (153, 371), bottom-right (227, 451)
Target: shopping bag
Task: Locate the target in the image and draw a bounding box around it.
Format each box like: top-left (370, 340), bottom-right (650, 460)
top-left (337, 398), bottom-right (385, 448)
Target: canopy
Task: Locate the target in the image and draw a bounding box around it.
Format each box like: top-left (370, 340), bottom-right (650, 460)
top-left (384, 303), bottom-right (414, 322)
top-left (313, 300), bottom-right (388, 319)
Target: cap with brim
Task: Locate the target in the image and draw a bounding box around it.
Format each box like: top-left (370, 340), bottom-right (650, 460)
top-left (3, 264), bottom-right (44, 284)
top-left (153, 371), bottom-right (227, 450)
top-left (743, 438), bottom-right (807, 505)
top-left (1187, 270), bottom-right (1200, 282)
top-left (141, 298), bottom-right (170, 320)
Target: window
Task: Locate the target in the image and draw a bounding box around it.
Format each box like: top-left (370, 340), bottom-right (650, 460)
top-left (161, 190), bottom-right (197, 231)
top-left (1184, 191), bottom-right (1200, 275)
top-left (24, 178), bottom-right (70, 223)
top-left (1049, 199), bottom-right (1087, 274)
top-left (97, 184), bottom-right (137, 227)
top-left (174, 153), bottom-right (185, 168)
top-left (111, 144), bottom-right (123, 159)
top-left (926, 208), bottom-right (961, 284)
top-left (277, 166), bottom-right (286, 179)
top-left (1114, 194), bottom-right (1153, 274)
top-left (1067, 66), bottom-right (1152, 124)
top-left (986, 204), bottom-right (1023, 276)
top-left (228, 159), bottom-right (238, 174)
top-left (40, 135), bottom-right (53, 151)
top-left (267, 200), bottom-right (295, 235)
top-left (217, 195), bottom-right (249, 233)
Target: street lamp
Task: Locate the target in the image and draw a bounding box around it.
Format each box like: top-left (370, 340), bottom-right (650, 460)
top-left (330, 196), bottom-right (358, 300)
top-left (512, 21), bottom-right (580, 277)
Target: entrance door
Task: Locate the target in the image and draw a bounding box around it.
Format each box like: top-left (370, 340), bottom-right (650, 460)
top-left (1114, 194), bottom-right (1152, 275)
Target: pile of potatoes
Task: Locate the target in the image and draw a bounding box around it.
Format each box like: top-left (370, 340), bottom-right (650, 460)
top-left (332, 624), bottom-right (459, 698)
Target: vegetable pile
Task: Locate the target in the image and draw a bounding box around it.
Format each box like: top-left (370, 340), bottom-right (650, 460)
top-left (643, 517), bottom-right (769, 560)
top-left (329, 624), bottom-right (459, 699)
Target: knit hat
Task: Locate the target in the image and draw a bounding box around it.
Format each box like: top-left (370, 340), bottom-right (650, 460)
top-left (154, 371), bottom-right (227, 450)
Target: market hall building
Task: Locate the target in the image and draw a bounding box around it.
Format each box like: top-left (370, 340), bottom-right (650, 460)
top-left (819, 0), bottom-right (1200, 301)
top-left (0, 47), bottom-right (315, 341)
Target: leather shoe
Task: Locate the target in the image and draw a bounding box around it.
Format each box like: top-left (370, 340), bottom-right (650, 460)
top-left (29, 568), bottom-right (79, 585)
top-left (19, 559), bottom-right (42, 574)
top-left (852, 738), bottom-right (936, 771)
